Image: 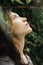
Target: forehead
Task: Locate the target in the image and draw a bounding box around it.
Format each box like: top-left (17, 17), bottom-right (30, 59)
top-left (10, 12), bottom-right (19, 17)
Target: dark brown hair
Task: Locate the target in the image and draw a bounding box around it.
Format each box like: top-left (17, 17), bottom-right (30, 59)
top-left (0, 27), bottom-right (9, 57)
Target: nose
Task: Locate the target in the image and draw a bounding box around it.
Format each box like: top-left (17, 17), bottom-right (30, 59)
top-left (22, 17), bottom-right (27, 22)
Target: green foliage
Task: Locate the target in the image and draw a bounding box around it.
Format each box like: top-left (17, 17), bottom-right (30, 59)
top-left (25, 7), bottom-right (43, 65)
top-left (11, 0), bottom-right (24, 5)
top-left (0, 6), bottom-right (13, 40)
top-left (0, 0), bottom-right (32, 6)
top-left (26, 0), bottom-right (31, 5)
top-left (11, 0), bottom-right (31, 5)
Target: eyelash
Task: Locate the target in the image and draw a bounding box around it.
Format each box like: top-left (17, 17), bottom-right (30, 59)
top-left (12, 15), bottom-right (19, 20)
top-left (14, 15), bottom-right (17, 19)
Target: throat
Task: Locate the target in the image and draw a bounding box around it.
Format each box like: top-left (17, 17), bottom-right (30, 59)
top-left (16, 36), bottom-right (25, 54)
top-left (12, 35), bottom-right (25, 54)
top-left (12, 35), bottom-right (28, 64)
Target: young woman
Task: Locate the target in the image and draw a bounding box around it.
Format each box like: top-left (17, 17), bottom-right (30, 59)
top-left (0, 6), bottom-right (33, 65)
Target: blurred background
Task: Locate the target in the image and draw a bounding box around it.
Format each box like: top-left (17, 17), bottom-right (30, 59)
top-left (0, 0), bottom-right (43, 65)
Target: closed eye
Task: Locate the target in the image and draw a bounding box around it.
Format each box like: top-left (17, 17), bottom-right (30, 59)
top-left (13, 15), bottom-right (17, 19)
top-left (13, 15), bottom-right (19, 20)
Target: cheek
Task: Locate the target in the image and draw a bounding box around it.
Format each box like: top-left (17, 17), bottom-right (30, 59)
top-left (14, 24), bottom-right (25, 33)
top-left (13, 21), bottom-right (25, 35)
top-left (13, 19), bottom-right (25, 30)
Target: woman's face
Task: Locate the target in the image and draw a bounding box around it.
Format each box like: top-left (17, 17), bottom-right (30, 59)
top-left (10, 12), bottom-right (32, 36)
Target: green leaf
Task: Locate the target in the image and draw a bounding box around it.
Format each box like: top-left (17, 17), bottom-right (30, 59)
top-left (25, 48), bottom-right (30, 52)
top-left (26, 0), bottom-right (31, 5)
top-left (11, 0), bottom-right (14, 2)
top-left (0, 6), bottom-right (5, 21)
top-left (11, 0), bottom-right (24, 5)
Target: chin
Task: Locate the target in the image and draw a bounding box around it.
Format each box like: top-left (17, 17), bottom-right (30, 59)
top-left (26, 27), bottom-right (32, 34)
top-left (19, 27), bottom-right (32, 36)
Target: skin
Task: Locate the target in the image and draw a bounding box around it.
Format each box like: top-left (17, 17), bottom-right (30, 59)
top-left (10, 12), bottom-right (32, 36)
top-left (9, 12), bottom-right (32, 64)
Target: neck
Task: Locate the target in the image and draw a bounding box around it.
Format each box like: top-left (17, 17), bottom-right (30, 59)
top-left (12, 35), bottom-right (25, 54)
top-left (17, 36), bottom-right (25, 52)
top-left (12, 35), bottom-right (28, 64)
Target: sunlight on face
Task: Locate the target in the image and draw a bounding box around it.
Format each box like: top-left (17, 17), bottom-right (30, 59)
top-left (10, 12), bottom-right (32, 36)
